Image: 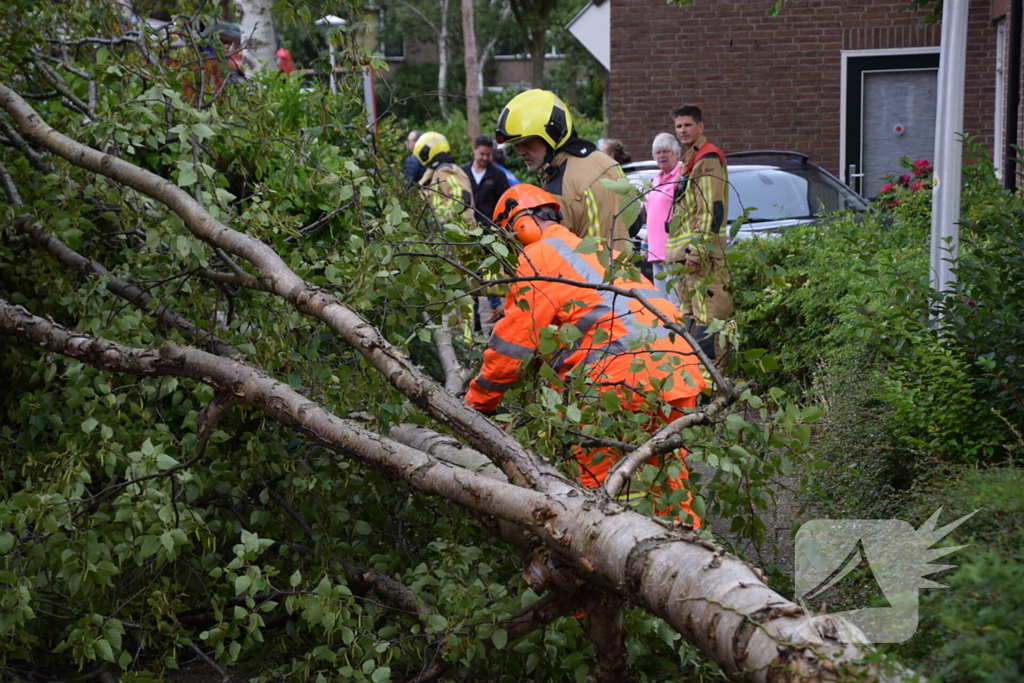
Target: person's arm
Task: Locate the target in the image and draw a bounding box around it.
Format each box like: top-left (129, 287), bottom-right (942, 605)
top-left (464, 251), bottom-right (558, 412)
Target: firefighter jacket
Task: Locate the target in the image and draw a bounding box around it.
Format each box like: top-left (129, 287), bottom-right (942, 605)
top-left (463, 223), bottom-right (705, 413)
top-left (665, 136), bottom-right (728, 266)
top-left (538, 140), bottom-right (629, 250)
top-left (420, 162), bottom-right (475, 223)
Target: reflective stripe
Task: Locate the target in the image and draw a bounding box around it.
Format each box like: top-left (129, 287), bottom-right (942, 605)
top-left (474, 375), bottom-right (517, 392)
top-left (582, 326), bottom-right (671, 366)
top-left (489, 334), bottom-right (535, 361)
top-left (583, 188), bottom-right (600, 238)
top-left (542, 236), bottom-right (672, 369)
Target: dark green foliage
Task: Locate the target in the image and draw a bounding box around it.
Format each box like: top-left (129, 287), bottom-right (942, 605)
top-left (889, 467), bottom-right (1024, 682)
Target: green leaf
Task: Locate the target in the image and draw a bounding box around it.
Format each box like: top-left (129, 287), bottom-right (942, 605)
top-left (235, 574), bottom-right (252, 595)
top-left (0, 533), bottom-right (14, 553)
top-left (176, 162), bottom-right (198, 188)
top-left (192, 123), bottom-right (215, 140)
top-left (156, 453), bottom-right (179, 469)
top-left (290, 570), bottom-right (302, 587)
top-left (575, 236), bottom-right (600, 255)
top-left (599, 177), bottom-right (636, 196)
top-left (371, 667), bottom-right (391, 683)
top-left (81, 417), bottom-right (99, 434)
top-left (354, 520), bottom-right (372, 535)
top-left (802, 406), bottom-right (826, 423)
top-left (491, 628), bottom-right (508, 650)
top-left (95, 638), bottom-right (114, 662)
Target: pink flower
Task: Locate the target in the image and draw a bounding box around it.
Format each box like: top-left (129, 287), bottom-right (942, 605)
top-left (887, 199), bottom-right (901, 209)
top-left (912, 159), bottom-right (932, 176)
top-left (899, 173), bottom-right (911, 185)
top-left (879, 183), bottom-right (895, 193)
top-left (910, 179), bottom-right (927, 192)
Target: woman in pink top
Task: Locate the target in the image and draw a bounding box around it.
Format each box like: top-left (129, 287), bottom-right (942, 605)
top-left (644, 132), bottom-right (682, 295)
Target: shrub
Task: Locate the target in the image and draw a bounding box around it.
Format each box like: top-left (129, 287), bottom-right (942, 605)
top-left (893, 466), bottom-right (1024, 682)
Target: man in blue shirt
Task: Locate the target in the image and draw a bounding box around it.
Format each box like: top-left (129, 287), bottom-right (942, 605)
top-left (402, 130), bottom-right (424, 184)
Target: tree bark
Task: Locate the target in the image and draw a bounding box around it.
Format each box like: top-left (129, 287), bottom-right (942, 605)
top-left (462, 0), bottom-right (480, 139)
top-left (0, 300), bottom-right (915, 683)
top-left (437, 0), bottom-right (450, 119)
top-left (529, 29), bottom-right (545, 90)
top-left (234, 0), bottom-right (278, 75)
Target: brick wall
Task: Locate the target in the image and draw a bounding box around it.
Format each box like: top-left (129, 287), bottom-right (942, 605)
top-left (609, 0), bottom-right (1000, 176)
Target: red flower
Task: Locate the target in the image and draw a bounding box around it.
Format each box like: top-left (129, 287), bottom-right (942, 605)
top-left (912, 159), bottom-right (932, 176)
top-left (887, 199), bottom-right (902, 209)
top-left (879, 183), bottom-right (895, 193)
top-left (899, 173), bottom-right (911, 185)
top-left (910, 179), bottom-right (927, 192)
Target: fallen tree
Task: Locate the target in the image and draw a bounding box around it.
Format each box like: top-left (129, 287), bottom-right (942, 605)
top-left (0, 4), bottom-right (913, 681)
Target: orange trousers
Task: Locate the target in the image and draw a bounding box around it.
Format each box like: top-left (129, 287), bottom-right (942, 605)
top-left (572, 397), bottom-right (701, 528)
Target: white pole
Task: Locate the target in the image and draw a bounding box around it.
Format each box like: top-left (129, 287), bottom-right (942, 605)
top-left (315, 16), bottom-right (347, 96)
top-left (929, 0), bottom-right (970, 293)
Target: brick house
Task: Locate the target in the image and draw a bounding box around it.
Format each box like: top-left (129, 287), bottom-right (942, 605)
top-left (608, 0), bottom-right (1023, 195)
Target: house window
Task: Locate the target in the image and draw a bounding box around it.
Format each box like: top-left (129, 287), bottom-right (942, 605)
top-left (377, 8), bottom-right (405, 59)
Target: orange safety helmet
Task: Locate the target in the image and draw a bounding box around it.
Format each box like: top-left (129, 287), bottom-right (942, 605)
top-left (492, 185), bottom-right (562, 245)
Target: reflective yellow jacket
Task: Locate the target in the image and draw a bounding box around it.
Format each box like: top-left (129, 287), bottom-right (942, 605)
top-left (538, 143), bottom-right (628, 250)
top-left (665, 136), bottom-right (728, 266)
top-left (420, 163), bottom-right (475, 223)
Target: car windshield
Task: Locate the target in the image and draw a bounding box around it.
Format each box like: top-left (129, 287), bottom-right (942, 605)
top-left (727, 167), bottom-right (868, 222)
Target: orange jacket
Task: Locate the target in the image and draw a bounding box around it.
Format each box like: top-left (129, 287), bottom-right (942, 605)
top-left (464, 224), bottom-right (705, 413)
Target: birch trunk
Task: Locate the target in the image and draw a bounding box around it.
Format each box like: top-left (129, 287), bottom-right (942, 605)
top-left (234, 0), bottom-right (278, 76)
top-left (437, 0), bottom-right (450, 119)
top-left (462, 0), bottom-right (480, 139)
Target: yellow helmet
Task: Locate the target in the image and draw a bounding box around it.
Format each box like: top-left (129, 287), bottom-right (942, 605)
top-left (495, 89), bottom-right (573, 150)
top-left (413, 131), bottom-right (450, 166)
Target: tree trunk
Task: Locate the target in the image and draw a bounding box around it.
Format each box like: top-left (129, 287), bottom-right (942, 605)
top-left (529, 28), bottom-right (546, 89)
top-left (234, 0), bottom-right (278, 75)
top-left (462, 0), bottom-right (480, 139)
top-left (437, 0), bottom-right (450, 119)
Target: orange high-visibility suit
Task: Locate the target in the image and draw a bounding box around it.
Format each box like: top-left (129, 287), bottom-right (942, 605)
top-left (463, 222), bottom-right (705, 524)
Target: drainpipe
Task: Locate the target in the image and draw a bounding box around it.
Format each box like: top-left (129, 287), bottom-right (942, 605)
top-left (1005, 0), bottom-right (1022, 191)
top-left (930, 0), bottom-right (970, 294)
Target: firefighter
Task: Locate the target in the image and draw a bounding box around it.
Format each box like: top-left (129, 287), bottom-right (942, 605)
top-left (665, 105), bottom-right (734, 369)
top-left (495, 90), bottom-right (630, 251)
top-left (414, 132), bottom-right (474, 223)
top-left (462, 185), bottom-right (704, 525)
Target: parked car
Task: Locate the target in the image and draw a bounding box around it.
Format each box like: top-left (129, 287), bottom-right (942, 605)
top-left (623, 151), bottom-right (869, 243)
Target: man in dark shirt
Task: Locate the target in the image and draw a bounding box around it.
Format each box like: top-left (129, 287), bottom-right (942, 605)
top-left (402, 130), bottom-right (424, 184)
top-left (461, 135), bottom-right (509, 226)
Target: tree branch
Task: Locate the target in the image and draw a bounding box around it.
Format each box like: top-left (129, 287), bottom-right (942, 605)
top-left (0, 115), bottom-right (53, 173)
top-left (603, 381), bottom-right (753, 498)
top-left (425, 312), bottom-right (474, 394)
top-left (29, 53), bottom-right (94, 120)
